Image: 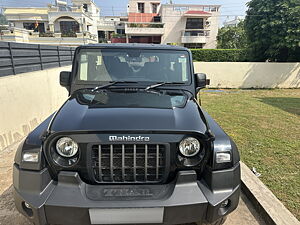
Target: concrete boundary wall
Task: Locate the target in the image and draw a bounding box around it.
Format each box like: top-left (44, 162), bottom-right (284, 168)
top-left (1, 62), bottom-right (299, 150)
top-left (0, 66), bottom-right (70, 151)
top-left (194, 62), bottom-right (300, 88)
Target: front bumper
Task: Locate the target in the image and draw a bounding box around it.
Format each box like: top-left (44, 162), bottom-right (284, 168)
top-left (13, 163), bottom-right (240, 225)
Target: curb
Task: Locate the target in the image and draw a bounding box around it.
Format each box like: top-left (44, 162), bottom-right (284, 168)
top-left (240, 162), bottom-right (300, 225)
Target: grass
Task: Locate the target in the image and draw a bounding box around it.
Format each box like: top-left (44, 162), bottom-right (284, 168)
top-left (200, 89), bottom-right (300, 220)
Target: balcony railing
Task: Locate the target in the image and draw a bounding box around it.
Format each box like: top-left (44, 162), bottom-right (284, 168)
top-left (181, 29), bottom-right (210, 44)
top-left (39, 32), bottom-right (55, 37)
top-left (31, 31), bottom-right (97, 40)
top-left (127, 23), bottom-right (164, 28)
top-left (48, 6), bottom-right (83, 13)
top-left (61, 32), bottom-right (77, 37)
top-left (182, 29), bottom-right (210, 37)
top-left (125, 22), bottom-right (164, 35)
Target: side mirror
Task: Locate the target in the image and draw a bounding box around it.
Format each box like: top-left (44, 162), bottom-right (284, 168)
top-left (195, 73), bottom-right (209, 91)
top-left (60, 71), bottom-right (71, 90)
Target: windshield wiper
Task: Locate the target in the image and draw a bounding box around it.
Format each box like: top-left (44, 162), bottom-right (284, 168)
top-left (92, 81), bottom-right (138, 92)
top-left (145, 82), bottom-right (185, 91)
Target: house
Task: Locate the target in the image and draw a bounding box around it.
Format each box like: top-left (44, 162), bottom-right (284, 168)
top-left (2, 0), bottom-right (100, 46)
top-left (160, 4), bottom-right (220, 48)
top-left (97, 16), bottom-right (126, 43)
top-left (2, 0), bottom-right (221, 48)
top-left (118, 0), bottom-right (220, 48)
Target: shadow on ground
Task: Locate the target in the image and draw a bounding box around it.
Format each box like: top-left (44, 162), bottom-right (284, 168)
top-left (258, 97), bottom-right (300, 116)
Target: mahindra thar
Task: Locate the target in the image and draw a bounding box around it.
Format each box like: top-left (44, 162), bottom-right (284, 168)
top-left (13, 44), bottom-right (240, 225)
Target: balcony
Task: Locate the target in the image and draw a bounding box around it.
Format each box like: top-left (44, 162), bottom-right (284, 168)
top-left (125, 23), bottom-right (164, 35)
top-left (98, 21), bottom-right (121, 31)
top-left (181, 29), bottom-right (210, 44)
top-left (48, 6), bottom-right (83, 13)
top-left (0, 27), bottom-right (98, 46)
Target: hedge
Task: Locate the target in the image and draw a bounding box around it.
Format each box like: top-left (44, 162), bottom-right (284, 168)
top-left (191, 49), bottom-right (247, 62)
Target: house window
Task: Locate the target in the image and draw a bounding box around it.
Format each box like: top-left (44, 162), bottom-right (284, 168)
top-left (204, 6), bottom-right (210, 12)
top-left (98, 31), bottom-right (105, 39)
top-left (152, 3), bottom-right (159, 13)
top-left (211, 7), bottom-right (217, 12)
top-left (60, 21), bottom-right (79, 37)
top-left (83, 4), bottom-right (88, 12)
top-left (137, 3), bottom-right (145, 13)
top-left (23, 22), bottom-right (45, 33)
top-left (117, 29), bottom-right (125, 34)
top-left (185, 18), bottom-right (204, 29)
top-left (153, 16), bottom-right (161, 22)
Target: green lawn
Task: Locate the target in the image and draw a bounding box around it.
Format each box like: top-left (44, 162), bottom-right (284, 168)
top-left (200, 89), bottom-right (300, 220)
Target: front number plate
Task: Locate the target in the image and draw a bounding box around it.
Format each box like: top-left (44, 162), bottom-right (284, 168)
top-left (89, 207), bottom-right (164, 224)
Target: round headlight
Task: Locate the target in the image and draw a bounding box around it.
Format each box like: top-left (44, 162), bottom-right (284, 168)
top-left (179, 137), bottom-right (201, 157)
top-left (56, 137), bottom-right (78, 158)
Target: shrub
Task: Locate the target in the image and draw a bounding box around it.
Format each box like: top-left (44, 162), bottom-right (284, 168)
top-left (191, 49), bottom-right (247, 62)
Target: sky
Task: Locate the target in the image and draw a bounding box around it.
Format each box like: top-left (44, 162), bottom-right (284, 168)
top-left (0, 0), bottom-right (249, 24)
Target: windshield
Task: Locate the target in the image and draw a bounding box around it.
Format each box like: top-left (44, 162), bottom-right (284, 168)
top-left (76, 49), bottom-right (191, 83)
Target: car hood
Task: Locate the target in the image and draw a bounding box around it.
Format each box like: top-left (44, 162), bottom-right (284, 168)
top-left (49, 90), bottom-right (208, 134)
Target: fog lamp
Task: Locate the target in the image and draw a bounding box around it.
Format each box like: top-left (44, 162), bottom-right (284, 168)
top-left (216, 152), bottom-right (231, 163)
top-left (56, 137), bottom-right (78, 158)
top-left (24, 202), bottom-right (31, 209)
top-left (221, 199), bottom-right (230, 208)
top-left (22, 152), bottom-right (39, 163)
top-left (179, 137), bottom-right (201, 157)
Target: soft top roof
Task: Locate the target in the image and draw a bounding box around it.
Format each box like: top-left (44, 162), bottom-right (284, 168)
top-left (78, 43), bottom-right (189, 51)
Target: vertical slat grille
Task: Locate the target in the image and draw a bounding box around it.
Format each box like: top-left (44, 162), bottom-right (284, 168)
top-left (92, 144), bottom-right (166, 183)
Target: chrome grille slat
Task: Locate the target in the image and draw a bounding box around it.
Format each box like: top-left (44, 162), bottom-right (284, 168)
top-left (145, 144), bottom-right (148, 181)
top-left (92, 144), bottom-right (166, 183)
top-left (110, 145), bottom-right (113, 181)
top-left (156, 144), bottom-right (159, 180)
top-left (121, 144), bottom-right (125, 181)
top-left (133, 144), bottom-right (137, 182)
top-left (98, 145), bottom-right (102, 182)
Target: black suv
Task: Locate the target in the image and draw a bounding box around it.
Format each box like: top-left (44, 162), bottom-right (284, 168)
top-left (13, 44), bottom-right (240, 225)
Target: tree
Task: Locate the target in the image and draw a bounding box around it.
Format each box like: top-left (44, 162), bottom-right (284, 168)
top-left (217, 21), bottom-right (248, 49)
top-left (244, 0), bottom-right (300, 62)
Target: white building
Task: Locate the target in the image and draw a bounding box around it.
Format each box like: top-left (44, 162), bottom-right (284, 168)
top-left (127, 0), bottom-right (161, 14)
top-left (2, 0), bottom-right (221, 48)
top-left (161, 4), bottom-right (220, 48)
top-left (223, 16), bottom-right (244, 27)
top-left (97, 16), bottom-right (126, 43)
top-left (118, 0), bottom-right (220, 48)
top-left (2, 0), bottom-right (100, 46)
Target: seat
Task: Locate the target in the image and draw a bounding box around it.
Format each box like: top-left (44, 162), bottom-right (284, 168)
top-left (104, 56), bottom-right (130, 80)
top-left (140, 62), bottom-right (166, 82)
